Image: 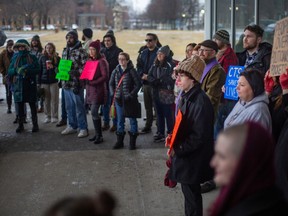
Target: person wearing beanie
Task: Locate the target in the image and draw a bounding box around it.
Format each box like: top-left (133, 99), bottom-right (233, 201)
top-left (85, 39), bottom-right (109, 144)
top-left (224, 69), bottom-right (271, 131)
top-left (147, 44), bottom-right (175, 143)
top-left (0, 39), bottom-right (14, 113)
top-left (60, 28), bottom-right (89, 138)
top-left (167, 54), bottom-right (214, 216)
top-left (82, 28), bottom-right (93, 53)
top-left (8, 38), bottom-right (40, 133)
top-left (100, 31), bottom-right (123, 132)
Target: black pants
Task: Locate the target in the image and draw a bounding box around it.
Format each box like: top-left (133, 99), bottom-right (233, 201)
top-left (5, 84), bottom-right (12, 109)
top-left (18, 101), bottom-right (37, 120)
top-left (181, 184), bottom-right (203, 216)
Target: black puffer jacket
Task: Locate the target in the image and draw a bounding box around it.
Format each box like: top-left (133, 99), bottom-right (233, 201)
top-left (101, 44), bottom-right (123, 76)
top-left (169, 84), bottom-right (214, 184)
top-left (109, 60), bottom-right (141, 106)
top-left (39, 55), bottom-right (60, 84)
top-left (237, 42), bottom-right (272, 76)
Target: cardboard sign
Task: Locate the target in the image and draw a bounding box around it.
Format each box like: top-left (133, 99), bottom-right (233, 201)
top-left (80, 60), bottom-right (99, 80)
top-left (56, 59), bottom-right (72, 81)
top-left (270, 17), bottom-right (288, 76)
top-left (224, 65), bottom-right (245, 100)
top-left (168, 110), bottom-right (183, 155)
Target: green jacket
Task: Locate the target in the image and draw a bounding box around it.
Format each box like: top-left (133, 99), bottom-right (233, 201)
top-left (8, 50), bottom-right (40, 103)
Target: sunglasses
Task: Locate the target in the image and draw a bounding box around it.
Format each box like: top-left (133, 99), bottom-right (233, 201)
top-left (145, 39), bottom-right (154, 42)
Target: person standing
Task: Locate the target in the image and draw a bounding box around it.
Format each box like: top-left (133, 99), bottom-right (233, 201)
top-left (8, 39), bottom-right (40, 133)
top-left (109, 52), bottom-right (141, 150)
top-left (101, 31), bottom-right (123, 132)
top-left (39, 42), bottom-right (60, 123)
top-left (82, 28), bottom-right (93, 53)
top-left (60, 30), bottom-right (89, 138)
top-left (167, 55), bottom-right (214, 216)
top-left (85, 40), bottom-right (109, 144)
top-left (136, 33), bottom-right (159, 134)
top-left (0, 39), bottom-right (14, 113)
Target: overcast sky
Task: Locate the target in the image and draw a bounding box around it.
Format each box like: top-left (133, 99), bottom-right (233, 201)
top-left (131, 0), bottom-right (150, 13)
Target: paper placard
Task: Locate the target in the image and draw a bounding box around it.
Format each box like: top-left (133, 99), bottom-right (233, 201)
top-left (224, 66), bottom-right (244, 101)
top-left (270, 17), bottom-right (288, 76)
top-left (80, 60), bottom-right (99, 80)
top-left (56, 59), bottom-right (72, 81)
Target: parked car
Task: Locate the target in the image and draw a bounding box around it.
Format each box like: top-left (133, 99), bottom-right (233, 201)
top-left (23, 25), bottom-right (32, 31)
top-left (72, 24), bottom-right (78, 30)
top-left (41, 24), bottom-right (55, 30)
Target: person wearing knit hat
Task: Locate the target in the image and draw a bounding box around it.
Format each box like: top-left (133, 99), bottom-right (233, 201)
top-left (168, 55), bottom-right (215, 216)
top-left (66, 30), bottom-right (78, 41)
top-left (157, 45), bottom-right (170, 57)
top-left (8, 38), bottom-right (40, 133)
top-left (85, 39), bottom-right (109, 144)
top-left (213, 29), bottom-right (230, 45)
top-left (82, 28), bottom-right (93, 53)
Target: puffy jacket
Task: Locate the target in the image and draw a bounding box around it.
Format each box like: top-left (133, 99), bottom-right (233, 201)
top-left (39, 55), bottom-right (60, 84)
top-left (101, 44), bottom-right (123, 76)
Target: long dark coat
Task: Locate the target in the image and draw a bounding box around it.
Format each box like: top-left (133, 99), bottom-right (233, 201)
top-left (169, 84), bottom-right (214, 184)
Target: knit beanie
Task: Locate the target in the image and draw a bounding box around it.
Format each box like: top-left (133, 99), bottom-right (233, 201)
top-left (213, 29), bottom-right (230, 44)
top-left (6, 39), bottom-right (14, 47)
top-left (106, 29), bottom-right (114, 36)
top-left (89, 40), bottom-right (101, 51)
top-left (240, 69), bottom-right (264, 97)
top-left (176, 55), bottom-right (206, 82)
top-left (83, 28), bottom-right (93, 39)
top-left (157, 45), bottom-right (170, 57)
top-left (199, 39), bottom-right (219, 52)
top-left (13, 39), bottom-right (30, 49)
top-left (66, 30), bottom-right (78, 40)
top-left (31, 34), bottom-right (40, 42)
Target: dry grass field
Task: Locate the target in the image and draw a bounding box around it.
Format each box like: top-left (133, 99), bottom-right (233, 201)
top-left (37, 29), bottom-right (204, 63)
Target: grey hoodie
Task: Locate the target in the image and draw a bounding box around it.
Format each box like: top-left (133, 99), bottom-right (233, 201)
top-left (224, 93), bottom-right (271, 132)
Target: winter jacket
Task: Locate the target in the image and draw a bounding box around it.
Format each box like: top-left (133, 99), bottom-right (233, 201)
top-left (201, 63), bottom-right (226, 116)
top-left (85, 57), bottom-right (109, 105)
top-left (109, 60), bottom-right (141, 107)
top-left (169, 84), bottom-right (214, 184)
top-left (218, 45), bottom-right (239, 73)
top-left (8, 50), bottom-right (40, 103)
top-left (61, 41), bottom-right (88, 89)
top-left (237, 42), bottom-right (272, 76)
top-left (101, 44), bottom-right (123, 76)
top-left (147, 61), bottom-right (175, 102)
top-left (39, 55), bottom-right (60, 84)
top-left (136, 47), bottom-right (158, 85)
top-left (224, 93), bottom-right (271, 131)
top-left (0, 49), bottom-right (14, 84)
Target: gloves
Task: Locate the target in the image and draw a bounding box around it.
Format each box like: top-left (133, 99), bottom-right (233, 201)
top-left (280, 69), bottom-right (288, 90)
top-left (264, 70), bottom-right (274, 94)
top-left (17, 64), bottom-right (29, 76)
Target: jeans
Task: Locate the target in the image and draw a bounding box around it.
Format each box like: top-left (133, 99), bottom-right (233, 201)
top-left (143, 84), bottom-right (153, 129)
top-left (154, 100), bottom-right (174, 135)
top-left (102, 89), bottom-right (117, 126)
top-left (63, 88), bottom-right (87, 130)
top-left (60, 89), bottom-right (67, 121)
top-left (115, 102), bottom-right (138, 133)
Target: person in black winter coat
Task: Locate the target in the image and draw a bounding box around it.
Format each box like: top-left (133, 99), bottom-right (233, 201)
top-left (166, 55), bottom-right (214, 216)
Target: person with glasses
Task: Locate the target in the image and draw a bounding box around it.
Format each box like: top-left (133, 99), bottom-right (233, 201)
top-left (237, 24), bottom-right (272, 76)
top-left (136, 33), bottom-right (159, 134)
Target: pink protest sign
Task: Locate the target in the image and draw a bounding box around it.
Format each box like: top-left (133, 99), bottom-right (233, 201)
top-left (80, 60), bottom-right (99, 80)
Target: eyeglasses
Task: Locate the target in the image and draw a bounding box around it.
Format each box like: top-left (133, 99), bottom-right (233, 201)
top-left (198, 49), bottom-right (214, 53)
top-left (145, 39), bottom-right (154, 42)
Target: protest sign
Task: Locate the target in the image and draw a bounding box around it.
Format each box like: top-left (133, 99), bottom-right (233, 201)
top-left (270, 17), bottom-right (288, 76)
top-left (56, 59), bottom-right (72, 81)
top-left (80, 61), bottom-right (99, 80)
top-left (224, 65), bottom-right (245, 100)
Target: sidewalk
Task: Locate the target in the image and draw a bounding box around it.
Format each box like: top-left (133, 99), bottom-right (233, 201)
top-left (0, 82), bottom-right (218, 216)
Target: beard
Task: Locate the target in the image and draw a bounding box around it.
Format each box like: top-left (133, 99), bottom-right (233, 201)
top-left (67, 40), bottom-right (76, 47)
top-left (243, 41), bottom-right (258, 51)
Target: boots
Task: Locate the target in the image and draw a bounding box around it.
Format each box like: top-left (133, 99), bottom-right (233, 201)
top-left (113, 132), bottom-right (125, 149)
top-left (13, 115), bottom-right (19, 124)
top-left (16, 117), bottom-right (24, 133)
top-left (32, 115), bottom-right (39, 132)
top-left (128, 131), bottom-right (138, 150)
top-left (94, 119), bottom-right (103, 144)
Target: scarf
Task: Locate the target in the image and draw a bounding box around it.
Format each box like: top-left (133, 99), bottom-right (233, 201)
top-left (200, 58), bottom-right (218, 83)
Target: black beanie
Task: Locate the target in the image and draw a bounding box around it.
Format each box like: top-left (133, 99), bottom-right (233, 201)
top-left (66, 30), bottom-right (78, 40)
top-left (82, 28), bottom-right (93, 39)
top-left (240, 69), bottom-right (264, 97)
top-left (31, 34), bottom-right (40, 42)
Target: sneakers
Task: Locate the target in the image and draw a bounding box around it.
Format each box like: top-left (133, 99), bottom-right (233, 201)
top-left (139, 127), bottom-right (151, 134)
top-left (51, 118), bottom-right (58, 123)
top-left (61, 126), bottom-right (77, 135)
top-left (44, 117), bottom-right (51, 123)
top-left (78, 129), bottom-right (88, 138)
top-left (154, 134), bottom-right (165, 143)
top-left (56, 119), bottom-right (67, 127)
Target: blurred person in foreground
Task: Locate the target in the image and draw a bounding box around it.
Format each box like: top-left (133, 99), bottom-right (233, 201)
top-left (166, 55), bottom-right (214, 216)
top-left (209, 122), bottom-right (288, 216)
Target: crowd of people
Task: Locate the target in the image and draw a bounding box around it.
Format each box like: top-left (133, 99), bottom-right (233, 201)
top-left (0, 24), bottom-right (288, 215)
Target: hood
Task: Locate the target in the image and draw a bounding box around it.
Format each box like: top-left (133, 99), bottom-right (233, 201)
top-left (241, 92), bottom-right (269, 107)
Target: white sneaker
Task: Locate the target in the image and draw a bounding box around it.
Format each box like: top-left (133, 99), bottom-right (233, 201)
top-left (51, 118), bottom-right (58, 123)
top-left (61, 126), bottom-right (77, 135)
top-left (44, 117), bottom-right (51, 123)
top-left (78, 129), bottom-right (88, 138)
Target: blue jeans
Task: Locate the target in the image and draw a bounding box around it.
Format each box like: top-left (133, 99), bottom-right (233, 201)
top-left (61, 89), bottom-right (67, 121)
top-left (154, 100), bottom-right (174, 135)
top-left (115, 102), bottom-right (138, 133)
top-left (102, 89), bottom-right (117, 126)
top-left (63, 88), bottom-right (87, 130)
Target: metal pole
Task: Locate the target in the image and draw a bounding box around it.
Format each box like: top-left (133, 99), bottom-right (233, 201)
top-left (231, 0), bottom-right (236, 49)
top-left (254, 0), bottom-right (259, 25)
top-left (213, 0), bottom-right (217, 37)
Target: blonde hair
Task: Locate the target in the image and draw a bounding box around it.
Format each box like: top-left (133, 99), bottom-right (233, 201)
top-left (44, 42), bottom-right (59, 65)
